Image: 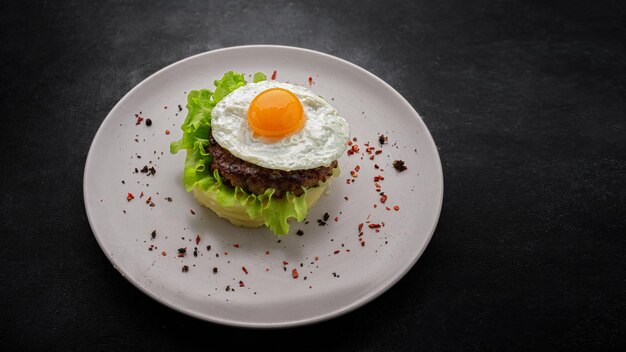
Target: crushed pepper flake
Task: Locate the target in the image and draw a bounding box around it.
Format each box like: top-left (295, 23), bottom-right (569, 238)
top-left (393, 159), bottom-right (408, 172)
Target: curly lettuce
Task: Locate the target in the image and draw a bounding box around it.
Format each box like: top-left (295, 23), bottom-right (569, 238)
top-left (170, 71), bottom-right (326, 235)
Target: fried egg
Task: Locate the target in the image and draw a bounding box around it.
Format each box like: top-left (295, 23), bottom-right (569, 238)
top-left (211, 81), bottom-right (350, 171)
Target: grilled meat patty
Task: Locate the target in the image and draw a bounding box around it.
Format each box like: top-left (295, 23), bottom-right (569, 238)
top-left (207, 137), bottom-right (337, 198)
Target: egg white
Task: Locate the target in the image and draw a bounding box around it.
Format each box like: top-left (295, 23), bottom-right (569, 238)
top-left (211, 81), bottom-right (350, 171)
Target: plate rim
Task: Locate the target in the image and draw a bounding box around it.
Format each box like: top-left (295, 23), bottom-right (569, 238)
top-left (83, 44), bottom-right (444, 328)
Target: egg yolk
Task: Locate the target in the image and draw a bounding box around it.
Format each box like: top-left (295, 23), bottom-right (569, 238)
top-left (247, 88), bottom-right (305, 138)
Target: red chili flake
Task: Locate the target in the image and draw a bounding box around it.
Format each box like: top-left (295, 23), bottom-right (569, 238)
top-left (308, 76), bottom-right (313, 85)
top-left (135, 116), bottom-right (143, 125)
top-left (282, 261), bottom-right (289, 265)
top-left (139, 191), bottom-right (144, 198)
top-left (195, 235), bottom-right (201, 245)
top-left (386, 206), bottom-right (391, 211)
top-left (239, 280), bottom-right (245, 287)
top-left (145, 196), bottom-right (152, 204)
top-left (292, 268), bottom-right (299, 279)
top-left (369, 155), bottom-right (375, 160)
top-left (354, 165), bottom-right (360, 172)
top-left (375, 150), bottom-right (382, 155)
top-left (351, 145), bottom-right (360, 153)
top-left (347, 140), bottom-right (353, 146)
top-left (380, 194), bottom-right (388, 203)
top-left (334, 216), bottom-right (339, 222)
top-left (347, 149), bottom-right (354, 156)
top-left (365, 146), bottom-right (375, 154)
top-left (265, 250), bottom-right (270, 255)
top-left (161, 251), bottom-right (167, 256)
top-left (271, 70), bottom-right (277, 80)
top-left (361, 240), bottom-right (365, 247)
top-left (242, 266), bottom-right (248, 274)
top-left (350, 170), bottom-right (358, 177)
top-left (315, 256), bottom-right (319, 261)
top-left (369, 223), bottom-right (381, 229)
top-left (224, 252), bottom-right (228, 255)
top-left (358, 223), bottom-right (364, 232)
top-left (394, 205), bottom-right (400, 211)
top-left (373, 176), bottom-right (381, 182)
top-left (334, 250), bottom-right (340, 254)
top-left (233, 243), bottom-right (240, 248)
top-left (126, 193), bottom-right (134, 201)
top-left (165, 129), bottom-right (171, 135)
top-left (374, 204), bottom-right (377, 208)
top-left (346, 179), bottom-right (351, 184)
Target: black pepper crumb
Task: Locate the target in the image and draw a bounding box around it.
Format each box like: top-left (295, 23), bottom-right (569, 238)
top-left (150, 230), bottom-right (156, 239)
top-left (226, 285), bottom-right (231, 291)
top-left (193, 247), bottom-right (198, 257)
top-left (206, 245), bottom-right (211, 251)
top-left (379, 134), bottom-right (387, 145)
top-left (296, 229), bottom-right (304, 236)
top-left (165, 197), bottom-right (172, 202)
top-left (182, 265), bottom-right (189, 272)
top-left (393, 160), bottom-right (408, 172)
top-left (146, 118), bottom-right (152, 126)
top-left (178, 104), bottom-right (182, 112)
top-left (213, 267), bottom-right (218, 273)
top-left (323, 212), bottom-right (330, 222)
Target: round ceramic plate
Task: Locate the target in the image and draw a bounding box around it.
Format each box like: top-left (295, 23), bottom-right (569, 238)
top-left (84, 45), bottom-right (443, 328)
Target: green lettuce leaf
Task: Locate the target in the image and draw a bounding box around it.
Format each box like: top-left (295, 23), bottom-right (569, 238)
top-left (253, 72), bottom-right (267, 83)
top-left (170, 71), bottom-right (325, 235)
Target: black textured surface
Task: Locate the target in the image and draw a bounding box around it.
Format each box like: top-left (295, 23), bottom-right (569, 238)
top-left (1, 0), bottom-right (625, 350)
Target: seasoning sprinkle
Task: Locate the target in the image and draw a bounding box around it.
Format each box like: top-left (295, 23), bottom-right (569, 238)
top-left (393, 160), bottom-right (408, 172)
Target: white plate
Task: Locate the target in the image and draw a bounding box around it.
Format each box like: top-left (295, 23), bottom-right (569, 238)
top-left (84, 45), bottom-right (443, 328)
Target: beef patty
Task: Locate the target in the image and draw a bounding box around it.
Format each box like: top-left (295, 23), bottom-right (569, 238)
top-left (206, 137), bottom-right (338, 198)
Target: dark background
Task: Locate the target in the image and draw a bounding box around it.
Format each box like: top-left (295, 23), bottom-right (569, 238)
top-left (1, 0), bottom-right (625, 350)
